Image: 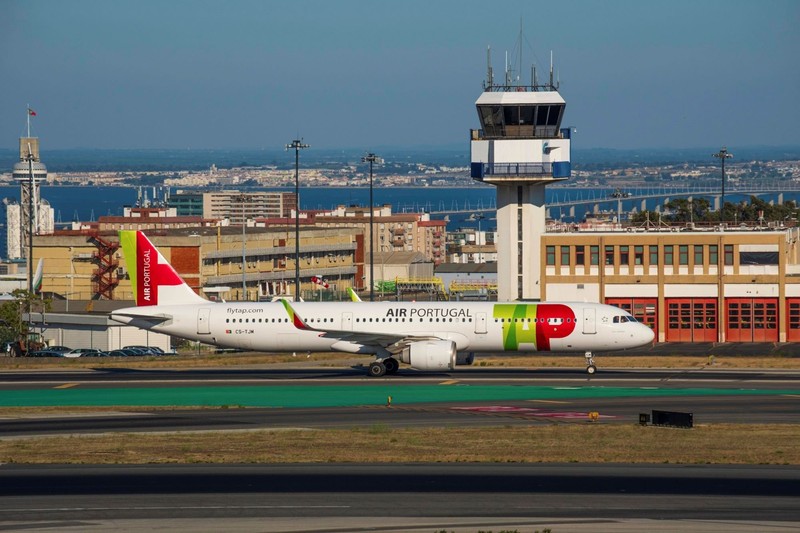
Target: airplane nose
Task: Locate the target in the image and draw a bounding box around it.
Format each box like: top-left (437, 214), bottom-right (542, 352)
top-left (641, 324), bottom-right (655, 345)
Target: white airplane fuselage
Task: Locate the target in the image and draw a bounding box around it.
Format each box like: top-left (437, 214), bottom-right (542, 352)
top-left (112, 300), bottom-right (654, 355)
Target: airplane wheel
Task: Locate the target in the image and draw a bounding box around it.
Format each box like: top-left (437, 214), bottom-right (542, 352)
top-left (383, 358), bottom-right (399, 374)
top-left (586, 364), bottom-right (597, 375)
top-left (368, 361), bottom-right (387, 377)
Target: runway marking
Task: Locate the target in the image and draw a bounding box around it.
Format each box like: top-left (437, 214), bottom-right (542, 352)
top-left (53, 383), bottom-right (78, 389)
top-left (783, 394), bottom-right (800, 399)
top-left (452, 406), bottom-right (616, 419)
top-left (439, 380), bottom-right (459, 385)
top-left (0, 505), bottom-right (351, 512)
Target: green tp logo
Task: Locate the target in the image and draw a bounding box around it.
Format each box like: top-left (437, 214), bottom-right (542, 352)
top-left (493, 303), bottom-right (576, 351)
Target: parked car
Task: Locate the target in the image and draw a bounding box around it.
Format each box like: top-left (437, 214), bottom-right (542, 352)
top-left (28, 350), bottom-right (66, 358)
top-left (46, 345), bottom-right (72, 354)
top-left (121, 348), bottom-right (147, 356)
top-left (105, 350), bottom-right (130, 357)
top-left (122, 345), bottom-right (160, 355)
top-left (63, 348), bottom-right (100, 358)
top-left (78, 349), bottom-right (106, 357)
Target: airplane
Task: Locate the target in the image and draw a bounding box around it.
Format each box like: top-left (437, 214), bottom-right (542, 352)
top-left (110, 230), bottom-right (655, 376)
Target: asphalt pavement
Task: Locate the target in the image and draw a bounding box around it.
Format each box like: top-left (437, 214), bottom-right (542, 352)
top-left (601, 342), bottom-right (800, 357)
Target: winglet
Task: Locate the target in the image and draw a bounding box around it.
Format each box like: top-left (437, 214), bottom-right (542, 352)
top-left (347, 287), bottom-right (362, 302)
top-left (280, 298), bottom-right (312, 330)
top-left (32, 258), bottom-right (44, 294)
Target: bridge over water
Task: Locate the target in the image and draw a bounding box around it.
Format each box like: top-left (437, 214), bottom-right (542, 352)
top-left (419, 185), bottom-right (800, 219)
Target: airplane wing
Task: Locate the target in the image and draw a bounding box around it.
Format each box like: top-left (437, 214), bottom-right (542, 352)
top-left (279, 299), bottom-right (440, 353)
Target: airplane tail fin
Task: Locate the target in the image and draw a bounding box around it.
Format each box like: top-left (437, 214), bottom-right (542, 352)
top-left (119, 230), bottom-right (206, 306)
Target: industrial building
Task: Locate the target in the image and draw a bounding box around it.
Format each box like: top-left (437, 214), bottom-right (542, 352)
top-left (260, 204), bottom-right (447, 265)
top-left (33, 225), bottom-right (363, 303)
top-left (169, 190), bottom-right (297, 223)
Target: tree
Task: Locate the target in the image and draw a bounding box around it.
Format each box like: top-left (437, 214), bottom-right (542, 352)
top-left (663, 198), bottom-right (713, 223)
top-left (0, 290), bottom-right (51, 347)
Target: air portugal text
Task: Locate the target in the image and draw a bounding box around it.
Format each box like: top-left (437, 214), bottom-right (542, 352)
top-left (385, 308), bottom-right (473, 319)
top-left (141, 248), bottom-right (152, 303)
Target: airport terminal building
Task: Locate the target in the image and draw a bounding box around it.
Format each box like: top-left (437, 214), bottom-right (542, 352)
top-left (540, 226), bottom-right (800, 343)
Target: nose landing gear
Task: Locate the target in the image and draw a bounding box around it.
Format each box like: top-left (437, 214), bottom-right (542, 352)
top-left (585, 351), bottom-right (597, 374)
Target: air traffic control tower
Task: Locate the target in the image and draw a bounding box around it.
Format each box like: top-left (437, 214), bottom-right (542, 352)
top-left (470, 50), bottom-right (572, 301)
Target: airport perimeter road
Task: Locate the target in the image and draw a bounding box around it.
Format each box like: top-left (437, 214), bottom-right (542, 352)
top-left (0, 463), bottom-right (798, 532)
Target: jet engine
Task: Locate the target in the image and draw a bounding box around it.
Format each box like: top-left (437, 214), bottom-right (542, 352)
top-left (398, 340), bottom-right (456, 371)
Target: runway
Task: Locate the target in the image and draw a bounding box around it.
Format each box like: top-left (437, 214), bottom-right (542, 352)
top-left (0, 464), bottom-right (798, 532)
top-left (0, 366), bottom-right (798, 531)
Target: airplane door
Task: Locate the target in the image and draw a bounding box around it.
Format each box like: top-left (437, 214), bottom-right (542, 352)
top-left (197, 308), bottom-right (211, 335)
top-left (341, 312), bottom-right (353, 331)
top-left (582, 308), bottom-right (596, 334)
top-left (475, 312), bottom-right (487, 334)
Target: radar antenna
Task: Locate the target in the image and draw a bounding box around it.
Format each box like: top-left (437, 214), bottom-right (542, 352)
top-left (486, 46), bottom-right (493, 89)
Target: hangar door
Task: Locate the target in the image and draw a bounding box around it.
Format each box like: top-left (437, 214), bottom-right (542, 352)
top-left (787, 299), bottom-right (800, 342)
top-left (726, 298), bottom-right (777, 342)
top-left (666, 298), bottom-right (717, 342)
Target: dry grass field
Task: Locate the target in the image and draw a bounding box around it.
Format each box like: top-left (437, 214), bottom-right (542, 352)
top-left (1, 424), bottom-right (798, 465)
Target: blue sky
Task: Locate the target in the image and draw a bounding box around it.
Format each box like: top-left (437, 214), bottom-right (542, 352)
top-left (1, 0), bottom-right (798, 151)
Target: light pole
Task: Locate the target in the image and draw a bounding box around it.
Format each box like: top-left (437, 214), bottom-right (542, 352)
top-left (361, 153), bottom-right (382, 301)
top-left (713, 147), bottom-right (733, 224)
top-left (286, 139), bottom-right (309, 301)
top-left (474, 213), bottom-right (485, 263)
top-left (240, 197), bottom-right (247, 300)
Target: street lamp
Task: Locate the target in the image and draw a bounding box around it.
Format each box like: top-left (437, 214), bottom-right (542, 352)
top-left (238, 196), bottom-right (248, 300)
top-left (713, 147), bottom-right (733, 224)
top-left (286, 138), bottom-right (309, 301)
top-left (474, 213), bottom-right (485, 263)
top-left (361, 153), bottom-right (383, 301)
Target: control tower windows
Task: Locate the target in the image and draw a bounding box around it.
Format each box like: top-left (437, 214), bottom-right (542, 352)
top-left (480, 106), bottom-right (504, 137)
top-left (477, 104), bottom-right (564, 139)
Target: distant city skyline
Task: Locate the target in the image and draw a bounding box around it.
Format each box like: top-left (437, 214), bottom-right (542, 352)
top-left (1, 0), bottom-right (798, 152)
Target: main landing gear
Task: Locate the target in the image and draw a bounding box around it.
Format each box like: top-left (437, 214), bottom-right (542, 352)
top-left (585, 351), bottom-right (597, 375)
top-left (368, 357), bottom-right (399, 378)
